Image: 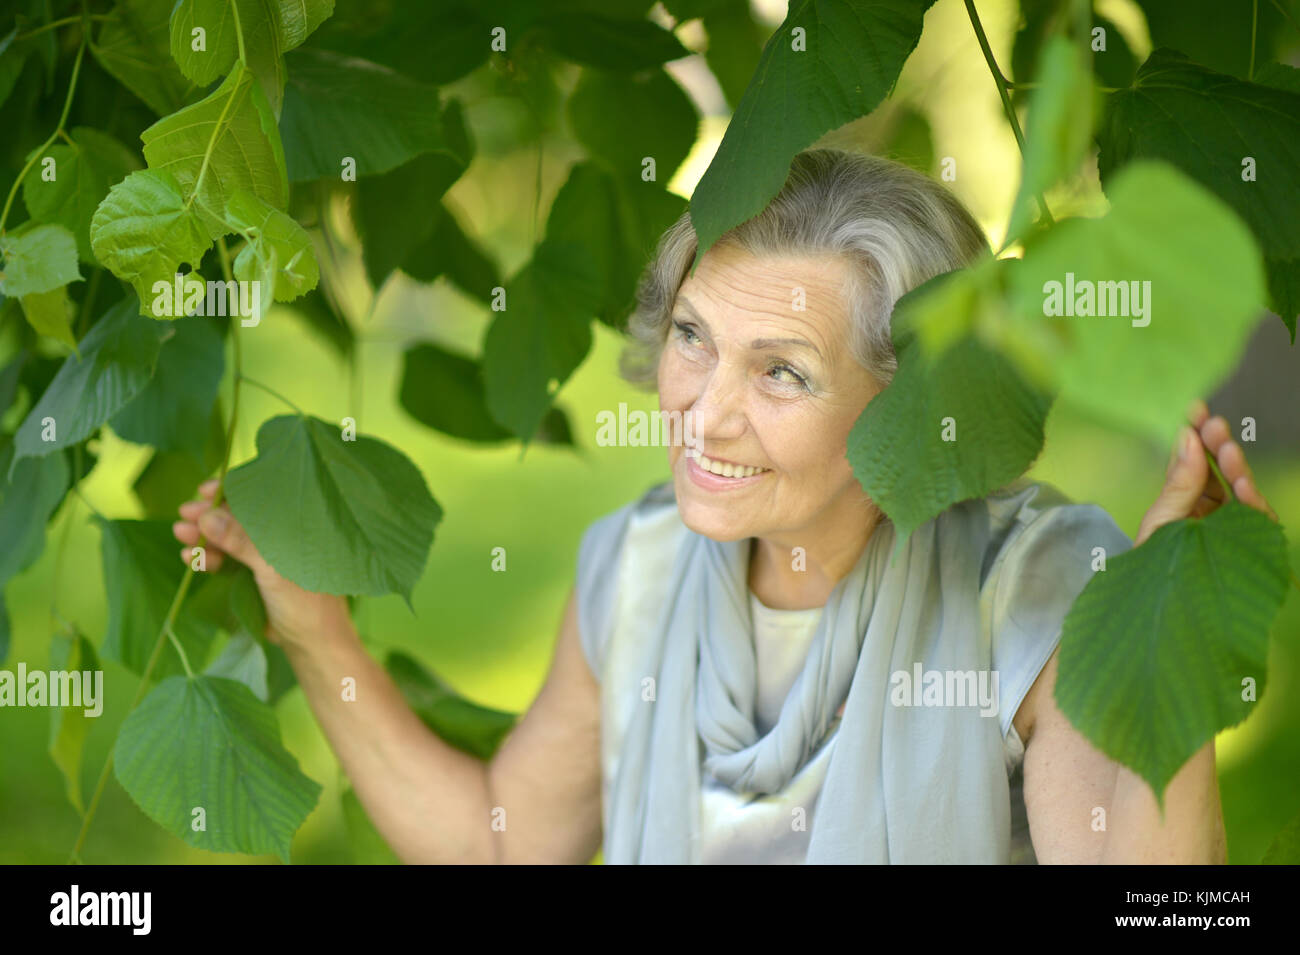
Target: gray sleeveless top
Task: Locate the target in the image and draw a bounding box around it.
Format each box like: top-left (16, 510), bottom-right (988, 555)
top-left (576, 479), bottom-right (1132, 864)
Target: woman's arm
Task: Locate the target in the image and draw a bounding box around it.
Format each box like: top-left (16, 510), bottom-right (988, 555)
top-left (1019, 400), bottom-right (1270, 864)
top-left (176, 483), bottom-right (603, 864)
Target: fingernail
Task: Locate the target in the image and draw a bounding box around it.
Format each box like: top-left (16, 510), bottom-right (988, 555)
top-left (199, 510), bottom-right (227, 535)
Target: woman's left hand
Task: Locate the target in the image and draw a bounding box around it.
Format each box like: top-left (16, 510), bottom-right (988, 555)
top-left (1136, 399), bottom-right (1278, 547)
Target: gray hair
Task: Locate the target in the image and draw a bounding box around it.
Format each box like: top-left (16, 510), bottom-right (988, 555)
top-left (619, 148), bottom-right (990, 388)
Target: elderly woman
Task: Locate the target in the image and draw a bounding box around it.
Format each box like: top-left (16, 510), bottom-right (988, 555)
top-left (175, 148), bottom-right (1274, 865)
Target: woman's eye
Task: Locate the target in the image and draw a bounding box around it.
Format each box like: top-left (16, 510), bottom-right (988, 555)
top-left (769, 363), bottom-right (809, 389)
top-left (674, 320), bottom-right (701, 346)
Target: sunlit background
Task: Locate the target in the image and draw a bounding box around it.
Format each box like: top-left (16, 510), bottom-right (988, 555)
top-left (2, 0), bottom-right (1298, 864)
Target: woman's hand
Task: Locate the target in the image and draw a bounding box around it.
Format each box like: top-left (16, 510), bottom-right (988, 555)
top-left (1135, 399), bottom-right (1278, 547)
top-left (173, 479), bottom-right (351, 648)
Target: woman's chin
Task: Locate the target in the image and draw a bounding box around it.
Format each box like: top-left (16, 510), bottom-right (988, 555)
top-left (673, 491), bottom-right (753, 543)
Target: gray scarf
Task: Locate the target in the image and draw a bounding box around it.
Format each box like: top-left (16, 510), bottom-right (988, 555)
top-left (604, 499), bottom-right (1012, 863)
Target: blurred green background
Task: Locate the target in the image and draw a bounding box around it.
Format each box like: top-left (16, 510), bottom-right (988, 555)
top-left (1, 0), bottom-right (1298, 864)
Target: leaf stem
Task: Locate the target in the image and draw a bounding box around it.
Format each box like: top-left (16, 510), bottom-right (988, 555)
top-left (237, 373), bottom-right (305, 415)
top-left (70, 239), bottom-right (246, 862)
top-left (14, 14), bottom-right (111, 40)
top-left (0, 36), bottom-right (86, 235)
top-left (229, 0), bottom-right (248, 66)
top-left (165, 622), bottom-right (195, 678)
top-left (1204, 448), bottom-right (1235, 501)
top-left (963, 0), bottom-right (1053, 225)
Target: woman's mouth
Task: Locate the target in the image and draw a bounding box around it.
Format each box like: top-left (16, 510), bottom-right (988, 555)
top-left (684, 448), bottom-right (771, 489)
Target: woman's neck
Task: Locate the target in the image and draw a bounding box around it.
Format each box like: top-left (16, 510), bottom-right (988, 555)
top-left (746, 505), bottom-right (882, 611)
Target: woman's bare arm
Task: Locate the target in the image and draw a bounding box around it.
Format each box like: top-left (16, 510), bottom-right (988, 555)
top-left (176, 484), bottom-right (603, 864)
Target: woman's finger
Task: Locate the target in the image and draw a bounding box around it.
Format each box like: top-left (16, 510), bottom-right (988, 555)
top-left (179, 545), bottom-right (226, 572)
top-left (198, 478), bottom-right (220, 501)
top-left (1187, 398), bottom-right (1210, 429)
top-left (1199, 415), bottom-right (1232, 459)
top-left (178, 499), bottom-right (211, 521)
top-left (173, 520), bottom-right (201, 546)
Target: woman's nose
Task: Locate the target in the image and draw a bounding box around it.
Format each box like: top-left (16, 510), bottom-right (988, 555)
top-left (688, 364), bottom-right (747, 441)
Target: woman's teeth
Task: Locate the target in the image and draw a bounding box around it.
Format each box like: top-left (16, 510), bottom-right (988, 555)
top-left (690, 450), bottom-right (769, 478)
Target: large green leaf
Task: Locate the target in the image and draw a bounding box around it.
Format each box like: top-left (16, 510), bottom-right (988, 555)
top-left (399, 342), bottom-right (573, 446)
top-left (141, 65), bottom-right (289, 238)
top-left (311, 0), bottom-right (489, 86)
top-left (847, 271), bottom-right (1052, 551)
top-left (1055, 502), bottom-right (1290, 806)
top-left (689, 0), bottom-right (936, 261)
top-left (48, 630), bottom-right (100, 815)
top-left (169, 0), bottom-right (335, 115)
top-left (114, 674), bottom-right (321, 860)
top-left (351, 100), bottom-right (472, 288)
top-left (0, 224), bottom-right (81, 298)
top-left (98, 518), bottom-right (219, 680)
top-left (386, 652), bottom-right (517, 760)
top-left (111, 316), bottom-right (224, 456)
top-left (568, 67), bottom-right (698, 183)
top-left (0, 441), bottom-right (69, 587)
top-left (700, 0), bottom-right (766, 110)
top-left (12, 297), bottom-right (168, 464)
top-left (224, 415), bottom-right (442, 600)
top-left (1005, 34), bottom-right (1095, 244)
top-left (532, 13), bottom-right (690, 70)
top-left (205, 631), bottom-right (270, 702)
top-left (20, 128), bottom-right (140, 262)
top-left (93, 0), bottom-right (194, 116)
top-left (1098, 50), bottom-right (1300, 339)
top-left (1009, 161), bottom-right (1267, 443)
top-left (279, 49), bottom-right (459, 182)
top-left (398, 203), bottom-right (501, 304)
top-left (89, 169), bottom-right (213, 312)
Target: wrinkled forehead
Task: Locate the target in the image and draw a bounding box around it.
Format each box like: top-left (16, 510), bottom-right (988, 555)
top-left (673, 244), bottom-right (856, 348)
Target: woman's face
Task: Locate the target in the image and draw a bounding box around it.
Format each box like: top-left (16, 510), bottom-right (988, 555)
top-left (658, 242), bottom-right (883, 544)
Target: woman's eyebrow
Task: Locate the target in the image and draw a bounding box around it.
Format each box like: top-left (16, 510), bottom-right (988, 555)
top-left (674, 296), bottom-right (823, 358)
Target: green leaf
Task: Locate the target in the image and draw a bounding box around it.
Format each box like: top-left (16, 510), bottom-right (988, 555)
top-left (131, 405), bottom-right (225, 517)
top-left (48, 630), bottom-right (100, 815)
top-left (89, 169), bottom-right (213, 312)
top-left (689, 0), bottom-right (936, 261)
top-left (399, 203), bottom-right (501, 304)
top-left (279, 49), bottom-right (462, 182)
top-left (20, 128), bottom-right (141, 262)
top-left (224, 415), bottom-right (442, 600)
top-left (701, 0), bottom-right (766, 110)
top-left (847, 280), bottom-right (1051, 550)
top-left (1098, 50), bottom-right (1300, 340)
top-left (169, 0), bottom-right (335, 115)
top-left (568, 67), bottom-right (698, 183)
top-left (0, 27), bottom-right (29, 111)
top-left (18, 286), bottom-right (77, 351)
top-left (482, 257), bottom-right (595, 443)
top-left (340, 785), bottom-right (399, 864)
top-left (1262, 807), bottom-right (1300, 864)
top-left (0, 441), bottom-right (69, 587)
top-left (310, 1), bottom-right (489, 86)
top-left (1134, 0), bottom-right (1287, 80)
top-left (93, 0), bottom-right (195, 116)
top-left (1055, 502), bottom-right (1290, 807)
top-left (205, 631), bottom-right (269, 702)
top-left (98, 518), bottom-right (218, 680)
top-left (111, 316), bottom-right (224, 456)
top-left (400, 343), bottom-right (510, 442)
top-left (13, 297), bottom-right (168, 464)
top-left (533, 13), bottom-right (690, 70)
top-left (1009, 161), bottom-right (1267, 443)
top-left (141, 66), bottom-right (289, 239)
top-left (225, 191), bottom-right (318, 304)
top-left (0, 223), bottom-right (82, 298)
top-left (285, 288), bottom-right (354, 360)
top-left (114, 674), bottom-right (321, 860)
top-left (386, 652), bottom-right (516, 760)
top-left (350, 98), bottom-right (473, 287)
top-left (1006, 34), bottom-right (1095, 244)
top-left (482, 161), bottom-right (678, 440)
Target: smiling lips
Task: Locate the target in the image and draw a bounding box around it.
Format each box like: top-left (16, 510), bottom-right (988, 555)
top-left (685, 447), bottom-right (770, 479)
